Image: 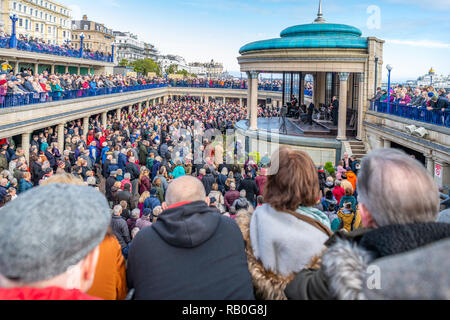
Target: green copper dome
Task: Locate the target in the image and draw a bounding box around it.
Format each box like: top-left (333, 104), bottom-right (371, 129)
top-left (239, 22), bottom-right (367, 54)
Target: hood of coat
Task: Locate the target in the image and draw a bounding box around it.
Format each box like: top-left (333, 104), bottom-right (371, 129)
top-left (322, 222), bottom-right (450, 300)
top-left (152, 201), bottom-right (221, 248)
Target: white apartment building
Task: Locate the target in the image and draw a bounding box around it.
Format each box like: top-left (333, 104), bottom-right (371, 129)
top-left (113, 31), bottom-right (146, 62)
top-left (0, 0), bottom-right (72, 45)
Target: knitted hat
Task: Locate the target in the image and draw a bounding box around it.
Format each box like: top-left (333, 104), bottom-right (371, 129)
top-left (150, 188), bottom-right (157, 196)
top-left (0, 183), bottom-right (111, 283)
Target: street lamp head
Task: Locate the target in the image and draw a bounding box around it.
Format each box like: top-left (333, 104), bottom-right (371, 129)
top-left (386, 64), bottom-right (393, 72)
top-left (80, 32), bottom-right (85, 39)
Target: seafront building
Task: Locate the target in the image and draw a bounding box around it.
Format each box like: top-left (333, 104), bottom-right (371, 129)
top-left (71, 15), bottom-right (115, 55)
top-left (0, 0), bottom-right (72, 45)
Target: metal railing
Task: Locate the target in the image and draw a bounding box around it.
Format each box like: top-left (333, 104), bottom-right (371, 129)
top-left (370, 101), bottom-right (450, 128)
top-left (0, 36), bottom-right (113, 62)
top-left (169, 81), bottom-right (282, 92)
top-left (0, 84), bottom-right (167, 109)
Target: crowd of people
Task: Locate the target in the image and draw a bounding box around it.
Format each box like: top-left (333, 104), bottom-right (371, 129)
top-left (0, 32), bottom-right (112, 62)
top-left (0, 94), bottom-right (449, 300)
top-left (168, 78), bottom-right (282, 91)
top-left (372, 84), bottom-right (449, 111)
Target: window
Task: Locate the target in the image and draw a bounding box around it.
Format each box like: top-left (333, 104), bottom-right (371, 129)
top-left (13, 2), bottom-right (16, 10)
top-left (18, 18), bottom-right (23, 27)
top-left (25, 19), bottom-right (28, 30)
top-left (41, 24), bottom-right (43, 33)
top-left (35, 23), bottom-right (39, 32)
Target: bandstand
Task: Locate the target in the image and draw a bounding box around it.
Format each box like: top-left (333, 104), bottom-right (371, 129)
top-left (235, 1), bottom-right (384, 165)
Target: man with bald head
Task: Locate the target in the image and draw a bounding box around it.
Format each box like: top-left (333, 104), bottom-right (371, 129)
top-left (127, 176), bottom-right (254, 300)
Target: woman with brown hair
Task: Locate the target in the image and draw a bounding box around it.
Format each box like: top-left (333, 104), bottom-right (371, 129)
top-left (138, 169), bottom-right (151, 195)
top-left (235, 147), bottom-right (332, 300)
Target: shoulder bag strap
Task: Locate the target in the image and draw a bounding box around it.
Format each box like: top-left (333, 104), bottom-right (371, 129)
top-left (286, 209), bottom-right (333, 237)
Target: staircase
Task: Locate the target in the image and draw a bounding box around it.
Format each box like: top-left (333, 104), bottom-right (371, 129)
top-left (348, 140), bottom-right (367, 161)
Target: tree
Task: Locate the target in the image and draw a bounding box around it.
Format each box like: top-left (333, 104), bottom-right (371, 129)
top-left (166, 64), bottom-right (178, 75)
top-left (119, 59), bottom-right (129, 67)
top-left (176, 69), bottom-right (189, 77)
top-left (130, 59), bottom-right (161, 76)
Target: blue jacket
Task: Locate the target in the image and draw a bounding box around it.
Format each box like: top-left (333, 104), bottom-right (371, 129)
top-left (172, 166), bottom-right (186, 179)
top-left (143, 196), bottom-right (161, 212)
top-left (0, 186), bottom-right (7, 202)
top-left (101, 146), bottom-right (110, 164)
top-left (107, 164), bottom-right (119, 175)
top-left (118, 153), bottom-right (128, 171)
top-left (19, 179), bottom-right (33, 194)
top-left (88, 145), bottom-right (98, 163)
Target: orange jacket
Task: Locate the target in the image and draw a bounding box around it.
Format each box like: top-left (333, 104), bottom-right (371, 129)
top-left (346, 171), bottom-right (357, 192)
top-left (87, 236), bottom-right (127, 300)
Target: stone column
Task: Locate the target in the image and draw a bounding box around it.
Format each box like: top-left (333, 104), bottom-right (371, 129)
top-left (21, 132), bottom-right (31, 164)
top-left (57, 123), bottom-right (65, 152)
top-left (77, 66), bottom-right (81, 74)
top-left (319, 72), bottom-right (326, 105)
top-left (239, 98), bottom-right (243, 107)
top-left (83, 116), bottom-right (89, 138)
top-left (65, 65), bottom-right (69, 74)
top-left (383, 139), bottom-right (391, 148)
top-left (117, 108), bottom-right (121, 121)
top-left (249, 71), bottom-right (259, 130)
top-left (128, 105), bottom-right (132, 115)
top-left (337, 72), bottom-right (350, 141)
top-left (51, 64), bottom-right (55, 74)
top-left (246, 71), bottom-right (252, 123)
top-left (313, 73), bottom-right (319, 107)
top-left (14, 62), bottom-right (19, 74)
top-left (34, 63), bottom-right (39, 75)
top-left (205, 96), bottom-right (209, 103)
top-left (357, 73), bottom-right (365, 141)
top-left (138, 102), bottom-right (142, 118)
top-left (425, 155), bottom-right (435, 177)
top-left (101, 112), bottom-right (107, 130)
top-left (300, 73), bottom-right (305, 106)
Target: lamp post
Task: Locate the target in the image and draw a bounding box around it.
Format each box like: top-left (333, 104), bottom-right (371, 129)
top-left (9, 14), bottom-right (18, 49)
top-left (111, 43), bottom-right (115, 63)
top-left (374, 56), bottom-right (379, 94)
top-left (386, 64), bottom-right (393, 112)
top-left (79, 32), bottom-right (85, 58)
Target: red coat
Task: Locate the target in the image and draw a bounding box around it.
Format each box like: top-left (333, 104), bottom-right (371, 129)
top-left (0, 287), bottom-right (101, 300)
top-left (332, 186), bottom-right (346, 205)
top-left (255, 175), bottom-right (267, 196)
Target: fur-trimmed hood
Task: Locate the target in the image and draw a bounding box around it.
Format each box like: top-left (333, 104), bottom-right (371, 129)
top-left (235, 208), bottom-right (294, 300)
top-left (322, 223), bottom-right (450, 300)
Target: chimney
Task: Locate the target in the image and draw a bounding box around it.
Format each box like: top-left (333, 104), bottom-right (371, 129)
top-left (82, 15), bottom-right (88, 21)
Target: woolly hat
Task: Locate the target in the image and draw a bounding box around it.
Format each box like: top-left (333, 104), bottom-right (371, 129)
top-left (150, 188), bottom-right (157, 196)
top-left (0, 183), bottom-right (111, 283)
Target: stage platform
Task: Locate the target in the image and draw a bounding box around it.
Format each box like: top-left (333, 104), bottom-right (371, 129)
top-left (235, 118), bottom-right (343, 165)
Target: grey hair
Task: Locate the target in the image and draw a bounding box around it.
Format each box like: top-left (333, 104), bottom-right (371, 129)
top-left (221, 167), bottom-right (228, 175)
top-left (124, 173), bottom-right (131, 179)
top-left (131, 208), bottom-right (140, 219)
top-left (240, 189), bottom-right (246, 198)
top-left (113, 205), bottom-right (122, 215)
top-left (357, 148), bottom-right (440, 227)
top-left (131, 227), bottom-right (140, 238)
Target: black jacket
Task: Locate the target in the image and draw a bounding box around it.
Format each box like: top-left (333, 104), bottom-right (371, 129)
top-left (110, 215), bottom-right (131, 249)
top-left (127, 201), bottom-right (255, 300)
top-left (125, 162), bottom-right (140, 181)
top-left (202, 173), bottom-right (216, 196)
top-left (285, 223), bottom-right (450, 300)
top-left (238, 177), bottom-right (259, 203)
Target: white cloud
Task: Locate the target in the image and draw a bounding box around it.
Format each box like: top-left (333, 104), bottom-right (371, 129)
top-left (386, 39), bottom-right (450, 49)
top-left (68, 4), bottom-right (82, 20)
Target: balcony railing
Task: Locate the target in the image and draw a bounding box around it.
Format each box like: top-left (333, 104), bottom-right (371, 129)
top-left (0, 84), bottom-right (167, 109)
top-left (0, 36), bottom-right (113, 62)
top-left (0, 82), bottom-right (283, 109)
top-left (370, 101), bottom-right (450, 128)
top-left (169, 81), bottom-right (282, 92)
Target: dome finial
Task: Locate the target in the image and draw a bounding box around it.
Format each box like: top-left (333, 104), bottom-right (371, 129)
top-left (314, 0), bottom-right (326, 23)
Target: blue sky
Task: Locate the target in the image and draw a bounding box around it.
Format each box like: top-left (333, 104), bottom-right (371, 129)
top-left (59, 0), bottom-right (450, 81)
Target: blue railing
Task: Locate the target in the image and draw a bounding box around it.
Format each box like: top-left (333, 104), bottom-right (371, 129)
top-left (169, 81), bottom-right (282, 92)
top-left (371, 101), bottom-right (450, 128)
top-left (0, 84), bottom-right (167, 109)
top-left (0, 36), bottom-right (112, 62)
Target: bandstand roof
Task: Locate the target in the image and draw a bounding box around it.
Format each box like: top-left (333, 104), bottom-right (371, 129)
top-left (239, 22), bottom-right (368, 54)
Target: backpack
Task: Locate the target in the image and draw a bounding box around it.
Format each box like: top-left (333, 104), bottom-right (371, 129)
top-left (337, 205), bottom-right (361, 232)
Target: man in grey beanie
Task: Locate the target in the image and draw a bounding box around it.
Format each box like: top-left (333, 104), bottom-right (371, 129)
top-left (0, 183), bottom-right (111, 300)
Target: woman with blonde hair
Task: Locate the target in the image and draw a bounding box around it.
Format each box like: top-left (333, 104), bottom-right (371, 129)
top-left (138, 191), bottom-right (150, 218)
